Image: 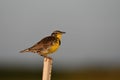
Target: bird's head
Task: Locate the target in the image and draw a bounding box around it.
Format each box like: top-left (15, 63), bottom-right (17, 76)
top-left (51, 30), bottom-right (66, 39)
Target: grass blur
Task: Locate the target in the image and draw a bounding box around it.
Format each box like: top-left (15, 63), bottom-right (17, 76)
top-left (0, 67), bottom-right (120, 80)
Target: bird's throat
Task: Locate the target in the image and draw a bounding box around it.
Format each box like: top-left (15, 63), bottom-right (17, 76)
top-left (56, 34), bottom-right (62, 40)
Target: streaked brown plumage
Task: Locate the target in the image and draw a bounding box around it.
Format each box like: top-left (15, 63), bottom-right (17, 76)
top-left (20, 30), bottom-right (65, 57)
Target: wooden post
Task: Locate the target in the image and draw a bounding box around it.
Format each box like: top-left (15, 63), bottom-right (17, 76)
top-left (42, 57), bottom-right (53, 80)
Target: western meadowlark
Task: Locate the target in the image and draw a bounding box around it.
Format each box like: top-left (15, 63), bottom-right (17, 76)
top-left (20, 30), bottom-right (65, 58)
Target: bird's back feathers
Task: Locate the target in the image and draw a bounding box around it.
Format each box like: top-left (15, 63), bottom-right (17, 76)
top-left (20, 36), bottom-right (61, 54)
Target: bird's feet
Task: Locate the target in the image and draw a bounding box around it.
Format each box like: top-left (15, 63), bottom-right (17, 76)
top-left (44, 56), bottom-right (52, 61)
top-left (40, 54), bottom-right (52, 61)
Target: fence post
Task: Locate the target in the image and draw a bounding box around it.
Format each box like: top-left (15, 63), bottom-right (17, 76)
top-left (42, 57), bottom-right (53, 80)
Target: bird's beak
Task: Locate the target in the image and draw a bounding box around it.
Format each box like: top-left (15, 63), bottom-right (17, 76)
top-left (62, 32), bottom-right (66, 34)
top-left (61, 31), bottom-right (66, 34)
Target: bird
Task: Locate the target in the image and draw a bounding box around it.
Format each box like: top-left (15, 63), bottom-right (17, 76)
top-left (20, 30), bottom-right (65, 58)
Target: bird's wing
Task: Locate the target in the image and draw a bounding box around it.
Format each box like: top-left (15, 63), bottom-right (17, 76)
top-left (29, 36), bottom-right (57, 51)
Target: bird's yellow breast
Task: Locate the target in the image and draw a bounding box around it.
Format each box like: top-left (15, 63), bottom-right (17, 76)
top-left (48, 41), bottom-right (60, 54)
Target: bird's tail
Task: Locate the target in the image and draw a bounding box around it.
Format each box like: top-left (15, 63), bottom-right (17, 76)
top-left (19, 48), bottom-right (30, 53)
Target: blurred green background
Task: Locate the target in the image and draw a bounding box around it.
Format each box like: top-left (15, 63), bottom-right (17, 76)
top-left (0, 67), bottom-right (120, 80)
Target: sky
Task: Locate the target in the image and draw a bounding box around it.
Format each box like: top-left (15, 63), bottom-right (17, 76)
top-left (0, 0), bottom-right (120, 70)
